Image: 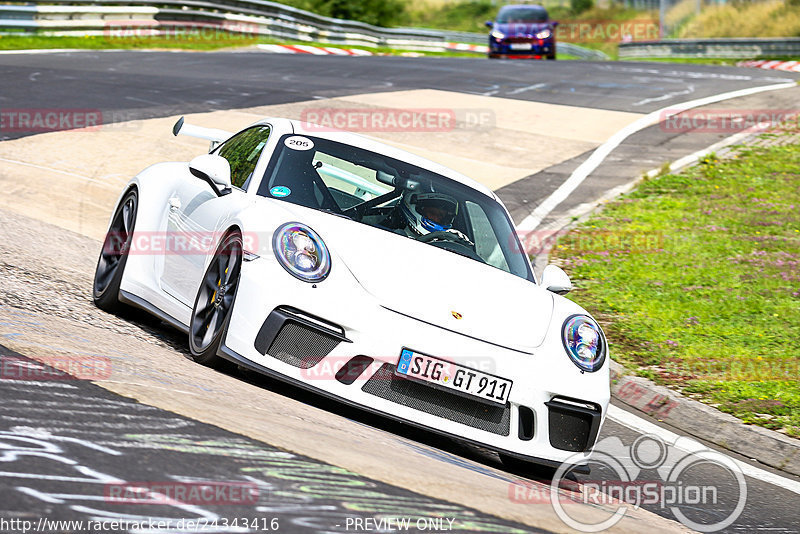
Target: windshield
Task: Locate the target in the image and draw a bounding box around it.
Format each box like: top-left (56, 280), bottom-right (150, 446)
top-left (497, 6), bottom-right (548, 23)
top-left (257, 134), bottom-right (533, 282)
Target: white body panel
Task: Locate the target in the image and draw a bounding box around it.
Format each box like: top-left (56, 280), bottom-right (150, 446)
top-left (107, 118), bottom-right (610, 466)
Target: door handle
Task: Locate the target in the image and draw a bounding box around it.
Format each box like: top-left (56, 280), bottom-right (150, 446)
top-left (168, 197), bottom-right (181, 211)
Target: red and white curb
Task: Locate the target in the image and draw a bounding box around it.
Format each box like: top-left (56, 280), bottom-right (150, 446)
top-left (445, 42), bottom-right (488, 53)
top-left (257, 44), bottom-right (372, 56)
top-left (737, 59), bottom-right (800, 72)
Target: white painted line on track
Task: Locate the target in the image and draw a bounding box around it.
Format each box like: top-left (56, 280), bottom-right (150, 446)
top-left (0, 157), bottom-right (120, 189)
top-left (0, 48), bottom-right (88, 55)
top-left (515, 81), bottom-right (797, 233)
top-left (507, 83), bottom-right (546, 95)
top-left (608, 405), bottom-right (800, 495)
top-left (531, 128), bottom-right (754, 240)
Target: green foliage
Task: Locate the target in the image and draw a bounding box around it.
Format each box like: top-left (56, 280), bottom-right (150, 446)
top-left (677, 0), bottom-right (800, 38)
top-left (570, 0), bottom-right (594, 16)
top-left (310, 0), bottom-right (406, 27)
top-left (402, 0), bottom-right (494, 32)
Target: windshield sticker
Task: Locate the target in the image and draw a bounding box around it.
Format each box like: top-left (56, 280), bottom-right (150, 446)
top-left (284, 136), bottom-right (314, 151)
top-left (270, 186), bottom-right (291, 198)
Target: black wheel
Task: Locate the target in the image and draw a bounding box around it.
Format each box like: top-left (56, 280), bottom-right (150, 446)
top-left (547, 52), bottom-right (556, 60)
top-left (93, 189), bottom-right (138, 313)
top-left (189, 231), bottom-right (242, 367)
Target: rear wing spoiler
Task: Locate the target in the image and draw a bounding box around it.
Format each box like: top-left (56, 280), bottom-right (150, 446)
top-left (172, 116), bottom-right (232, 152)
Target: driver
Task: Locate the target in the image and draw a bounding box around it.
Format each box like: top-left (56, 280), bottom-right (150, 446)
top-left (398, 191), bottom-right (472, 245)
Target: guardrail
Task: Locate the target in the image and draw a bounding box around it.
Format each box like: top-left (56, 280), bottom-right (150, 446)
top-left (437, 29), bottom-right (609, 60)
top-left (0, 0), bottom-right (608, 59)
top-left (619, 38), bottom-right (800, 59)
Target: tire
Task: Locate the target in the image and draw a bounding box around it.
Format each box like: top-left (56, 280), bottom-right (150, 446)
top-left (189, 230), bottom-right (243, 367)
top-left (546, 54), bottom-right (556, 60)
top-left (93, 189), bottom-right (138, 313)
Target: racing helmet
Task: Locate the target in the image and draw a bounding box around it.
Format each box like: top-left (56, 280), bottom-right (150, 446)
top-left (400, 191), bottom-right (459, 236)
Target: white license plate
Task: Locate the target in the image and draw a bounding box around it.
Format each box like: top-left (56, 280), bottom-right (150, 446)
top-left (395, 349), bottom-right (512, 405)
top-left (510, 43), bottom-right (532, 50)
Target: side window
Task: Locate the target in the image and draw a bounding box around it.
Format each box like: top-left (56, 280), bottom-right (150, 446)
top-left (465, 201), bottom-right (510, 271)
top-left (216, 126), bottom-right (271, 189)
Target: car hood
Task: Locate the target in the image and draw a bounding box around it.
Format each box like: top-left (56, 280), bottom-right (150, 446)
top-left (494, 22), bottom-right (552, 37)
top-left (293, 209), bottom-right (554, 353)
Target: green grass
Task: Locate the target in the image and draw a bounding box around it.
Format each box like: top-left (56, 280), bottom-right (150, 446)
top-left (550, 127), bottom-right (800, 438)
top-left (676, 0), bottom-right (800, 38)
top-left (0, 34), bottom-right (266, 51)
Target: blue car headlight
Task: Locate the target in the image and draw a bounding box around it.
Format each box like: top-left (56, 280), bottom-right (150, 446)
top-left (561, 315), bottom-right (606, 372)
top-left (273, 222), bottom-right (330, 282)
top-left (491, 30), bottom-right (505, 40)
top-left (536, 29), bottom-right (552, 39)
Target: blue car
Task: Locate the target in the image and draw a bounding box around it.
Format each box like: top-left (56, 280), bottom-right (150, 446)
top-left (486, 4), bottom-right (557, 60)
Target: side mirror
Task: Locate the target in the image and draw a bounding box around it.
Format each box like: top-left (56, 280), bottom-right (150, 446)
top-left (189, 154), bottom-right (232, 196)
top-left (551, 21), bottom-right (559, 27)
top-left (485, 20), bottom-right (494, 28)
top-left (540, 265), bottom-right (572, 295)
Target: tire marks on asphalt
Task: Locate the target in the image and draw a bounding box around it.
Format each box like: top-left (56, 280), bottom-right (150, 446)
top-left (0, 345), bottom-right (539, 534)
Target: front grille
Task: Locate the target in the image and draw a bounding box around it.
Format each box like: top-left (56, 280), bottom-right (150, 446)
top-left (362, 363), bottom-right (510, 436)
top-left (267, 322), bottom-right (340, 369)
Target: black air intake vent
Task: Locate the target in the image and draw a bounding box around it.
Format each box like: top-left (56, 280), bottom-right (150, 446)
top-left (546, 397), bottom-right (602, 452)
top-left (255, 307), bottom-right (348, 368)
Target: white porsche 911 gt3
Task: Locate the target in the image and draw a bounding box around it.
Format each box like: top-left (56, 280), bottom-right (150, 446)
top-left (93, 116), bottom-right (610, 469)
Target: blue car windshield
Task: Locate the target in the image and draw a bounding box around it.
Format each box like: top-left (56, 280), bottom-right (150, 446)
top-left (257, 134), bottom-right (534, 282)
top-left (497, 7), bottom-right (548, 23)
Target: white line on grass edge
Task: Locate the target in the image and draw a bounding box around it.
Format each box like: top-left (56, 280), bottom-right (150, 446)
top-left (515, 81), bottom-right (797, 233)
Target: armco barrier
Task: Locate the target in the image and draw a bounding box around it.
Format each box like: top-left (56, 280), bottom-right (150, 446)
top-left (439, 29), bottom-right (609, 60)
top-left (0, 0), bottom-right (608, 59)
top-left (619, 38), bottom-right (800, 59)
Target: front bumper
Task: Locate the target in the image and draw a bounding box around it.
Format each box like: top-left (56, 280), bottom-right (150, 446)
top-left (223, 257), bottom-right (609, 466)
top-left (489, 39), bottom-right (554, 58)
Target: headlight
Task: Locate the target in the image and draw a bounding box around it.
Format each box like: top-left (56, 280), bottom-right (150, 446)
top-left (273, 222), bottom-right (330, 282)
top-left (536, 29), bottom-right (552, 39)
top-left (491, 30), bottom-right (505, 40)
top-left (561, 315), bottom-right (606, 372)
